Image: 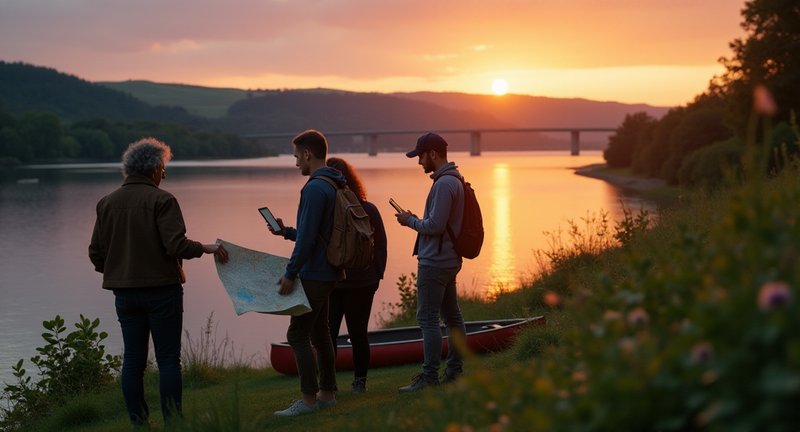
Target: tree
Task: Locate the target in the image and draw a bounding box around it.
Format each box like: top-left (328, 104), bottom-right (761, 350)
top-left (0, 127), bottom-right (33, 162)
top-left (604, 112), bottom-right (657, 168)
top-left (716, 0), bottom-right (800, 134)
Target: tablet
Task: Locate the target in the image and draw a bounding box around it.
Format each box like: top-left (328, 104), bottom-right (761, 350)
top-left (258, 206), bottom-right (282, 232)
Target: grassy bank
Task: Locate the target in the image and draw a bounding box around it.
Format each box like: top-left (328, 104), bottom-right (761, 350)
top-left (10, 163), bottom-right (800, 431)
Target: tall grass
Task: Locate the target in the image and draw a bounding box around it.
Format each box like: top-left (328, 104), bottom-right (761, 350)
top-left (182, 313), bottom-right (256, 384)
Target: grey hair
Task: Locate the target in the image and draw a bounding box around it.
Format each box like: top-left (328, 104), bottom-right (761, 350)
top-left (122, 137), bottom-right (173, 177)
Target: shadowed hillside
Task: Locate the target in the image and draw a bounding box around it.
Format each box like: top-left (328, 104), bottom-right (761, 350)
top-left (0, 62), bottom-right (205, 126)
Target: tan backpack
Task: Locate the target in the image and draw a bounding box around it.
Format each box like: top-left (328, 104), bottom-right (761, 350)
top-left (315, 176), bottom-right (374, 270)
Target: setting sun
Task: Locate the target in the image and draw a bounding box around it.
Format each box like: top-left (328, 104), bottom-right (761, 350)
top-left (491, 79), bottom-right (508, 96)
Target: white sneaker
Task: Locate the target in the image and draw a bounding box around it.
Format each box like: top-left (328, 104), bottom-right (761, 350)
top-left (273, 400), bottom-right (319, 417)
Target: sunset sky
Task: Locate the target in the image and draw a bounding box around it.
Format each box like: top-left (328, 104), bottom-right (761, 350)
top-left (0, 0), bottom-right (746, 106)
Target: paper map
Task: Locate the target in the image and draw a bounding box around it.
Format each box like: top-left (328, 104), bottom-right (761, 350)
top-left (214, 239), bottom-right (311, 316)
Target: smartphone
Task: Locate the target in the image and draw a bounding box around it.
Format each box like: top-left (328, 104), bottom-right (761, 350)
top-left (258, 206), bottom-right (282, 232)
top-left (389, 198), bottom-right (404, 213)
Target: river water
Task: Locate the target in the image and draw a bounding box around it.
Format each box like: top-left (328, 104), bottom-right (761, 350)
top-left (0, 151), bottom-right (649, 383)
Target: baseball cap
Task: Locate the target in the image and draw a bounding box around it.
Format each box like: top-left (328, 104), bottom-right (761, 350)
top-left (406, 132), bottom-right (448, 158)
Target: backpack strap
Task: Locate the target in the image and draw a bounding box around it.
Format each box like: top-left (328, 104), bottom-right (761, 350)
top-left (310, 175), bottom-right (338, 247)
top-left (434, 172), bottom-right (465, 254)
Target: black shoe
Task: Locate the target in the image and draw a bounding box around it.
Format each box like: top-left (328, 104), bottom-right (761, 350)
top-left (398, 373), bottom-right (439, 393)
top-left (441, 370), bottom-right (463, 384)
top-left (351, 377), bottom-right (367, 394)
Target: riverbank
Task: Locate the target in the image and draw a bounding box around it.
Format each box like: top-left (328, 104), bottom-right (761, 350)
top-left (573, 163), bottom-right (666, 192)
top-left (573, 162), bottom-right (681, 207)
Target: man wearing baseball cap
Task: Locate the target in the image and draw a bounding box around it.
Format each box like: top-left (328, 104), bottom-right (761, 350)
top-left (395, 132), bottom-right (468, 392)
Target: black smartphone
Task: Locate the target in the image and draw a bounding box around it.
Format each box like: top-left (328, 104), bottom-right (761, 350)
top-left (389, 198), bottom-right (404, 213)
top-left (258, 206), bottom-right (282, 232)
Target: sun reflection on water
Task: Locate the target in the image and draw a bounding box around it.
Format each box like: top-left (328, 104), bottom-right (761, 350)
top-left (487, 163), bottom-right (516, 296)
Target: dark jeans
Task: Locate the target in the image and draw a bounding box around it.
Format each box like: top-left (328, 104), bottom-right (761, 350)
top-left (329, 281), bottom-right (379, 378)
top-left (287, 279), bottom-right (337, 395)
top-left (416, 264), bottom-right (466, 381)
top-left (113, 284), bottom-right (183, 426)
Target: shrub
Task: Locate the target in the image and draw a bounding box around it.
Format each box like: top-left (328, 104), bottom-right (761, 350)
top-left (378, 273), bottom-right (418, 326)
top-left (0, 315), bottom-right (120, 431)
top-left (677, 137), bottom-right (743, 189)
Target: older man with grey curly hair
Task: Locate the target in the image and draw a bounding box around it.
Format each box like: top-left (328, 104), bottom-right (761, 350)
top-left (89, 137), bottom-right (228, 429)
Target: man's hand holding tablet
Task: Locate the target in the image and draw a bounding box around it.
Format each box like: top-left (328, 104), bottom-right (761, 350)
top-left (258, 206), bottom-right (284, 234)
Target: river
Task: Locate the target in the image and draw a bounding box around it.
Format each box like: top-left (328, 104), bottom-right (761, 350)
top-left (0, 151), bottom-right (650, 384)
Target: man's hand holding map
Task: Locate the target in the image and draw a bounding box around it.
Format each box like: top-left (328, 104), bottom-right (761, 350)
top-left (214, 239), bottom-right (311, 316)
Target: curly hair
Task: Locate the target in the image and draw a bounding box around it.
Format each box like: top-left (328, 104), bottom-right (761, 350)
top-left (326, 157), bottom-right (367, 201)
top-left (122, 137), bottom-right (172, 177)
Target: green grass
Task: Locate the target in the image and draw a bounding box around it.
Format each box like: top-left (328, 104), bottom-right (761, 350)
top-left (97, 81), bottom-right (248, 118)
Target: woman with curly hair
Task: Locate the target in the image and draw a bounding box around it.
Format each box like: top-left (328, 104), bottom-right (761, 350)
top-left (325, 157), bottom-right (388, 393)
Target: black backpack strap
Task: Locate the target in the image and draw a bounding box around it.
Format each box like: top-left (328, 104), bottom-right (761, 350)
top-left (434, 172), bottom-right (465, 252)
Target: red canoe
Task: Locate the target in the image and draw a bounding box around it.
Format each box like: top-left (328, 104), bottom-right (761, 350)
top-left (269, 316), bottom-right (545, 375)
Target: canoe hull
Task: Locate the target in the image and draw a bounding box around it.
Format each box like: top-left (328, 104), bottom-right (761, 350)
top-left (270, 316), bottom-right (545, 375)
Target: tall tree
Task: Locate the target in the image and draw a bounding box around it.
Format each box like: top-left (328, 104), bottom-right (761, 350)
top-left (716, 0), bottom-right (800, 133)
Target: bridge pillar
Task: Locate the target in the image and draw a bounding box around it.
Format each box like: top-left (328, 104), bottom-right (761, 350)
top-left (367, 134), bottom-right (378, 156)
top-left (470, 131), bottom-right (481, 156)
top-left (570, 131), bottom-right (580, 156)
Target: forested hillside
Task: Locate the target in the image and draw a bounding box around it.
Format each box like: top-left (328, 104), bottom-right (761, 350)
top-left (0, 62), bottom-right (203, 126)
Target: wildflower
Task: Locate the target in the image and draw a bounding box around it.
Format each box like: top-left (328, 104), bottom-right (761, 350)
top-left (627, 307), bottom-right (649, 325)
top-left (618, 337), bottom-right (636, 355)
top-left (758, 282), bottom-right (792, 311)
top-left (603, 309), bottom-right (621, 321)
top-left (691, 341), bottom-right (713, 364)
top-left (572, 370), bottom-right (587, 382)
top-left (485, 401), bottom-right (497, 411)
top-left (753, 84), bottom-right (778, 116)
top-left (543, 291), bottom-right (561, 308)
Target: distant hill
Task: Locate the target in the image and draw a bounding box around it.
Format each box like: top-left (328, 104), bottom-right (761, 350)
top-left (98, 80), bottom-right (248, 118)
top-left (0, 62), bottom-right (205, 126)
top-left (395, 92), bottom-right (668, 128)
top-left (99, 80), bottom-right (670, 152)
top-left (1, 62), bottom-right (672, 153)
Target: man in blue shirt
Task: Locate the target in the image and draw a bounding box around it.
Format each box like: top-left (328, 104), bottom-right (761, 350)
top-left (270, 130), bottom-right (345, 416)
top-left (395, 132), bottom-right (468, 392)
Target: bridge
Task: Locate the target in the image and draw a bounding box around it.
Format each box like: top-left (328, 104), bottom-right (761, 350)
top-left (243, 127), bottom-right (617, 156)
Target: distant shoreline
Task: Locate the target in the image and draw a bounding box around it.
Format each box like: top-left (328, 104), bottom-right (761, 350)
top-left (574, 163), bottom-right (667, 192)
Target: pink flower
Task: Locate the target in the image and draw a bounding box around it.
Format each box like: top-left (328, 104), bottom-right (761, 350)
top-left (627, 307), bottom-right (649, 325)
top-left (758, 282), bottom-right (792, 311)
top-left (543, 291), bottom-right (561, 308)
top-left (753, 84), bottom-right (778, 116)
top-left (691, 341), bottom-right (713, 364)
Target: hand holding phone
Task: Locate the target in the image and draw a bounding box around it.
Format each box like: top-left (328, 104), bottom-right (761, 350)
top-left (389, 198), bottom-right (404, 213)
top-left (258, 206), bottom-right (283, 233)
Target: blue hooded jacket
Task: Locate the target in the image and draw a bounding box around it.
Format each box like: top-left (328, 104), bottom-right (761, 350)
top-left (282, 166), bottom-right (346, 282)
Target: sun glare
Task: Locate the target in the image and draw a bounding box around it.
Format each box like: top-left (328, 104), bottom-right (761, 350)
top-left (491, 79), bottom-right (508, 96)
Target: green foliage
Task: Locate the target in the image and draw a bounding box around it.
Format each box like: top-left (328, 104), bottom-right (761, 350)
top-left (613, 203), bottom-right (652, 245)
top-left (378, 273), bottom-right (418, 326)
top-left (677, 137), bottom-right (744, 190)
top-left (0, 315), bottom-right (120, 431)
top-left (632, 107), bottom-right (686, 177)
top-left (662, 97), bottom-right (732, 184)
top-left (716, 0), bottom-right (800, 134)
top-left (603, 112), bottom-right (657, 168)
top-left (410, 163), bottom-right (800, 431)
top-left (0, 107), bottom-right (275, 163)
top-left (767, 119), bottom-right (800, 173)
top-left (533, 210), bottom-right (616, 277)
